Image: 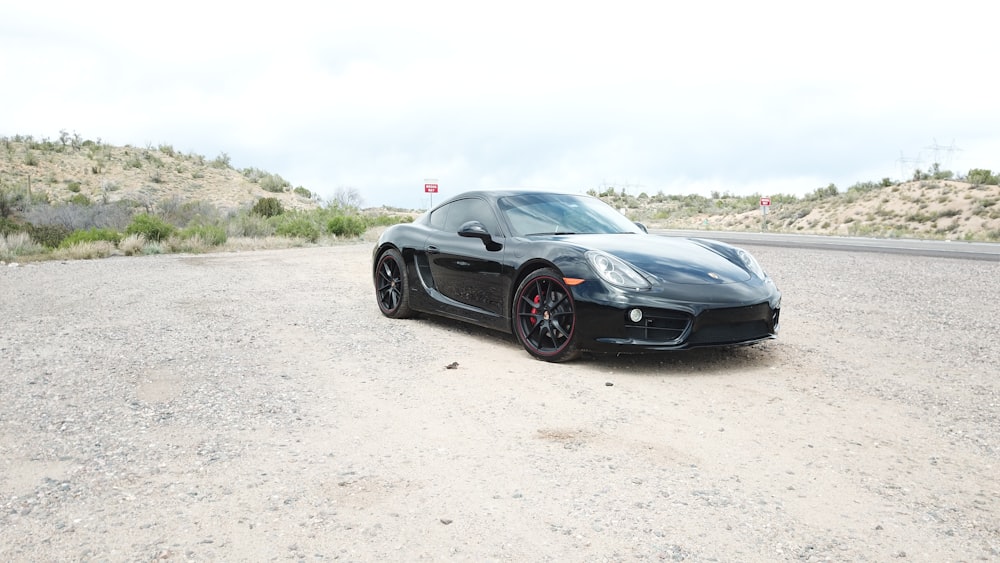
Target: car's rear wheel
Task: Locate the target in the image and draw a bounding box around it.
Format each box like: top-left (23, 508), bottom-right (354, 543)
top-left (375, 248), bottom-right (412, 318)
top-left (513, 268), bottom-right (580, 362)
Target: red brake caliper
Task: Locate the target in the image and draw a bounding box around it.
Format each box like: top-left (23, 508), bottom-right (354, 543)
top-left (530, 294), bottom-right (540, 325)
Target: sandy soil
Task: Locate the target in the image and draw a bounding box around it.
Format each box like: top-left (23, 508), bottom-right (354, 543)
top-left (1, 242), bottom-right (998, 562)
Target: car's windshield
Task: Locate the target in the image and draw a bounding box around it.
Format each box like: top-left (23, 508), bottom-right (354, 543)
top-left (497, 193), bottom-right (643, 237)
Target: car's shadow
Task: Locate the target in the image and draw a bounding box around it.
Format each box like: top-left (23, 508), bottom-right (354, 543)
top-left (416, 315), bottom-right (779, 376)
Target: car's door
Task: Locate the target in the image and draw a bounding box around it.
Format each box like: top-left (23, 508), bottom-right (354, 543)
top-left (425, 197), bottom-right (507, 316)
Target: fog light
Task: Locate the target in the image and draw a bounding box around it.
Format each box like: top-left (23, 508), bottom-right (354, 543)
top-left (628, 308), bottom-right (643, 323)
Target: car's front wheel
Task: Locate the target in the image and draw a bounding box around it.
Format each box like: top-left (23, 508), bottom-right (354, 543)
top-left (513, 269), bottom-right (580, 362)
top-left (375, 248), bottom-right (412, 318)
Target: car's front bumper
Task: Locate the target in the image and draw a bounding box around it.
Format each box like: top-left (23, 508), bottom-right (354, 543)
top-left (570, 283), bottom-right (781, 353)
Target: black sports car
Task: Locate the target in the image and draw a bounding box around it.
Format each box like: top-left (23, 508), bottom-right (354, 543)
top-left (373, 190), bottom-right (780, 362)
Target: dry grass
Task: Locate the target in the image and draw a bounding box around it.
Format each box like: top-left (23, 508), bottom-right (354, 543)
top-left (49, 241), bottom-right (116, 260)
top-left (1, 232), bottom-right (43, 261)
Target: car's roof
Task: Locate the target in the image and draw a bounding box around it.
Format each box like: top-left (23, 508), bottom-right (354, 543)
top-left (437, 189), bottom-right (588, 204)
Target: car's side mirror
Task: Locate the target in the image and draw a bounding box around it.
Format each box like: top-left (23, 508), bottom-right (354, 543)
top-left (634, 221), bottom-right (648, 233)
top-left (458, 221), bottom-right (502, 251)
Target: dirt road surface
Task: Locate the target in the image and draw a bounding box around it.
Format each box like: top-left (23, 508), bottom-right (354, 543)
top-left (1, 242), bottom-right (998, 561)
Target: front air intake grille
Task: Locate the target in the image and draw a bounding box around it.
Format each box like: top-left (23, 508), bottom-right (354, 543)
top-left (687, 302), bottom-right (777, 345)
top-left (624, 309), bottom-right (692, 344)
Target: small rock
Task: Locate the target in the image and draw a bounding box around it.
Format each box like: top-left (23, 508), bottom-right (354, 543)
top-left (445, 362), bottom-right (459, 369)
top-left (605, 381), bottom-right (613, 386)
top-left (440, 518), bottom-right (453, 525)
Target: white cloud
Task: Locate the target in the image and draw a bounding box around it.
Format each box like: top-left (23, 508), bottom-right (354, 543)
top-left (2, 0), bottom-right (997, 209)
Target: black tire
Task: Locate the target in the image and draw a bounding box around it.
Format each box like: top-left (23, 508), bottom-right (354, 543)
top-left (512, 268), bottom-right (580, 362)
top-left (375, 248), bottom-right (413, 318)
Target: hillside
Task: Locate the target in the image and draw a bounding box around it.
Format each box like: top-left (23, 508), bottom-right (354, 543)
top-left (603, 180), bottom-right (1000, 242)
top-left (1, 134), bottom-right (318, 212)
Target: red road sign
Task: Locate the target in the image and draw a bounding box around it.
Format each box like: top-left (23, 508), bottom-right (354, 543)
top-left (760, 197), bottom-right (771, 206)
top-left (424, 183), bottom-right (439, 193)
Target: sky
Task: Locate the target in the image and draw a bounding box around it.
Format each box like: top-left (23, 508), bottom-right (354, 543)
top-left (2, 1), bottom-right (997, 209)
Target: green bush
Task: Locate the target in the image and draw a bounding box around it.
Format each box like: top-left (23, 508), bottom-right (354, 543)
top-left (28, 223), bottom-right (72, 248)
top-left (251, 197), bottom-right (284, 218)
top-left (68, 193), bottom-right (92, 206)
top-left (968, 169), bottom-right (998, 185)
top-left (126, 213), bottom-right (175, 242)
top-left (180, 224), bottom-right (227, 246)
top-left (259, 173), bottom-right (290, 193)
top-left (327, 214), bottom-right (367, 237)
top-left (59, 227), bottom-right (123, 248)
top-left (273, 215), bottom-right (321, 242)
top-left (293, 186), bottom-right (312, 198)
top-left (0, 188), bottom-right (27, 218)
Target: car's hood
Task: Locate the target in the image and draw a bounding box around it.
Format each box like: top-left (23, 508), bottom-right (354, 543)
top-left (556, 233), bottom-right (752, 285)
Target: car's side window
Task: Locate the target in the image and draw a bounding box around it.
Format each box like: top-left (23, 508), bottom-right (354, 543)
top-left (428, 206), bottom-right (449, 230)
top-left (442, 198), bottom-right (501, 235)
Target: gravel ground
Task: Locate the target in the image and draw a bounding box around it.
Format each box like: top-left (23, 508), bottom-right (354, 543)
top-left (1, 242), bottom-right (998, 562)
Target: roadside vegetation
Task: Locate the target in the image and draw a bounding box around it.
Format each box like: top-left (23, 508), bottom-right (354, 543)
top-left (0, 133), bottom-right (413, 262)
top-left (2, 132), bottom-right (997, 264)
top-left (592, 166), bottom-right (1000, 242)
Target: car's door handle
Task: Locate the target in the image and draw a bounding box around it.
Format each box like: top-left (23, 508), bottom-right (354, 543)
top-left (426, 245), bottom-right (440, 254)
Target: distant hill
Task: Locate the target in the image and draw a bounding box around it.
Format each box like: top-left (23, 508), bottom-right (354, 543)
top-left (1, 134), bottom-right (318, 212)
top-left (602, 180), bottom-right (1000, 242)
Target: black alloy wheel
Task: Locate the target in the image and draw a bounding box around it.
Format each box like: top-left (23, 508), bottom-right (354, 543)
top-left (375, 248), bottom-right (412, 318)
top-left (513, 268), bottom-right (580, 362)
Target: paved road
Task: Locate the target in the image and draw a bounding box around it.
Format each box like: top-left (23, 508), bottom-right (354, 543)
top-left (655, 229), bottom-right (1000, 262)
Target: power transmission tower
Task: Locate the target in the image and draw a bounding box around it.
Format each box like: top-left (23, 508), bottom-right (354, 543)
top-left (896, 151), bottom-right (923, 181)
top-left (924, 138), bottom-right (963, 170)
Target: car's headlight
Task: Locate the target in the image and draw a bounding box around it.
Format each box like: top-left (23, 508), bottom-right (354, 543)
top-left (735, 247), bottom-right (766, 279)
top-left (585, 250), bottom-right (651, 290)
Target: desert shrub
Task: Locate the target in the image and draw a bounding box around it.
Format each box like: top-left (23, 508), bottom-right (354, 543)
top-left (228, 212), bottom-right (275, 237)
top-left (125, 154), bottom-right (143, 169)
top-left (126, 213), bottom-right (175, 242)
top-left (27, 223), bottom-right (72, 248)
top-left (0, 232), bottom-right (44, 261)
top-left (272, 215), bottom-right (321, 242)
top-left (119, 233), bottom-right (146, 256)
top-left (251, 197), bottom-right (284, 218)
top-left (68, 193), bottom-right (92, 206)
top-left (59, 227), bottom-right (122, 248)
top-left (164, 234), bottom-right (210, 253)
top-left (293, 186), bottom-right (312, 198)
top-left (259, 173), bottom-right (290, 193)
top-left (806, 184), bottom-right (839, 200)
top-left (211, 152), bottom-right (231, 169)
top-left (967, 169), bottom-right (999, 185)
top-left (0, 217), bottom-right (23, 235)
top-left (23, 201), bottom-right (134, 231)
top-left (66, 181), bottom-right (82, 192)
top-left (141, 241), bottom-right (165, 255)
top-left (0, 188), bottom-right (28, 218)
top-left (159, 197), bottom-right (221, 227)
top-left (180, 224), bottom-right (227, 246)
top-left (847, 181), bottom-right (880, 194)
top-left (365, 213), bottom-right (413, 227)
top-left (326, 214), bottom-right (367, 237)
